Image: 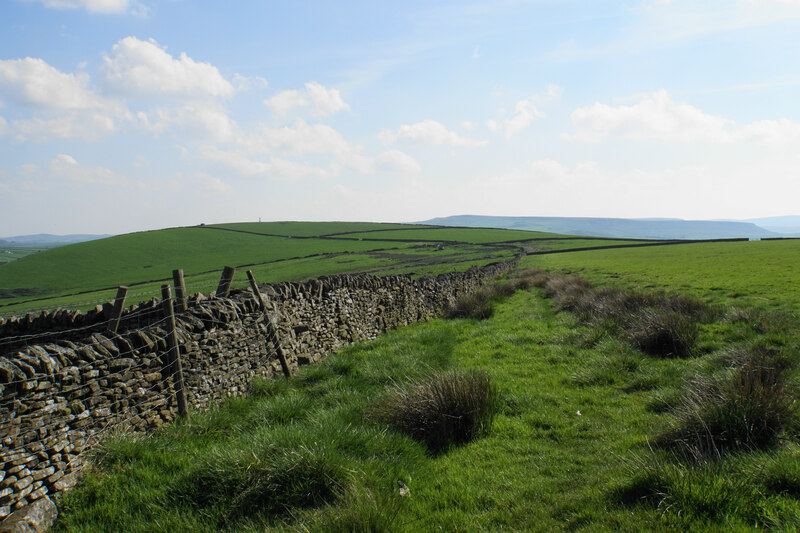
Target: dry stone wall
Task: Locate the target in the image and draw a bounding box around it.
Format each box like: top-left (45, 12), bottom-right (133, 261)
top-left (0, 258), bottom-right (517, 520)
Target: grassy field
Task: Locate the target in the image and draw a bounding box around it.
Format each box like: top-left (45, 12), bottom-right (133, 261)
top-left (0, 247), bottom-right (50, 264)
top-left (0, 222), bottom-right (652, 317)
top-left (0, 223), bottom-right (516, 315)
top-left (17, 230), bottom-right (796, 530)
top-left (53, 267), bottom-right (800, 531)
top-left (521, 239), bottom-right (800, 311)
top-left (325, 227), bottom-right (568, 243)
top-left (206, 221), bottom-right (424, 237)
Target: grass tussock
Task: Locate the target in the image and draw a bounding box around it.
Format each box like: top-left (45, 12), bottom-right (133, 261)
top-left (446, 268), bottom-right (555, 320)
top-left (368, 370), bottom-right (499, 454)
top-left (179, 443), bottom-right (351, 521)
top-left (659, 346), bottom-right (798, 461)
top-left (446, 289), bottom-right (496, 319)
top-left (724, 306), bottom-right (800, 335)
top-left (535, 272), bottom-right (708, 358)
top-left (615, 452), bottom-right (783, 528)
top-left (623, 308), bottom-right (698, 358)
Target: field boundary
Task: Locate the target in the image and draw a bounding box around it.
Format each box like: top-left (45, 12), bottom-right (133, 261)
top-left (0, 257), bottom-right (517, 519)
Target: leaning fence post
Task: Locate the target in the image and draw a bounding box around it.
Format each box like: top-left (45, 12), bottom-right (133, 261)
top-left (247, 270), bottom-right (291, 378)
top-left (107, 285), bottom-right (128, 335)
top-left (172, 269), bottom-right (187, 312)
top-left (161, 284), bottom-right (189, 420)
top-left (216, 266), bottom-right (236, 298)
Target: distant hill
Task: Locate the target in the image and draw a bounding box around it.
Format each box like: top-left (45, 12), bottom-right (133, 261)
top-left (743, 216), bottom-right (800, 236)
top-left (420, 216), bottom-right (781, 240)
top-left (0, 234), bottom-right (112, 248)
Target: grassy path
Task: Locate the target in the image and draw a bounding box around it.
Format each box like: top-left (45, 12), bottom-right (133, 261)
top-left (401, 290), bottom-right (669, 531)
top-left (55, 282), bottom-right (800, 531)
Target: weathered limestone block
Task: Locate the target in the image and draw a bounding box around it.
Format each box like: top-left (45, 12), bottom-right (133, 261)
top-left (0, 496), bottom-right (56, 533)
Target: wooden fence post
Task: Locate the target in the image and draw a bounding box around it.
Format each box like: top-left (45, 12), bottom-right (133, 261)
top-left (216, 266), bottom-right (236, 298)
top-left (161, 284), bottom-right (189, 420)
top-left (172, 269), bottom-right (187, 313)
top-left (247, 270), bottom-right (291, 378)
top-left (107, 285), bottom-right (128, 335)
top-left (246, 270), bottom-right (265, 309)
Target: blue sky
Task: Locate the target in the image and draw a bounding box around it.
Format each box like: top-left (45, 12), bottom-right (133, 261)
top-left (1, 0), bottom-right (800, 235)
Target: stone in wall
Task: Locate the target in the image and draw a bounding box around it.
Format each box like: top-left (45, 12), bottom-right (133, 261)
top-left (0, 256), bottom-right (519, 521)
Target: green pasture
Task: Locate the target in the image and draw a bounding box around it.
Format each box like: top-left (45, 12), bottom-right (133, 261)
top-left (11, 222), bottom-right (800, 530)
top-left (5, 245), bottom-right (515, 316)
top-left (521, 239), bottom-right (800, 310)
top-left (53, 279), bottom-right (800, 531)
top-left (326, 227), bottom-right (566, 243)
top-left (0, 247), bottom-right (49, 263)
top-left (0, 222), bottom-right (529, 316)
top-left (512, 238), bottom-right (645, 252)
top-left (0, 228), bottom-right (407, 304)
top-left (205, 221), bottom-right (423, 237)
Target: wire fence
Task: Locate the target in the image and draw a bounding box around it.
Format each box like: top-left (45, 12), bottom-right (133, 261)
top-left (0, 258), bottom-right (517, 517)
top-left (0, 283), bottom-right (287, 516)
top-left (0, 269), bottom-right (257, 321)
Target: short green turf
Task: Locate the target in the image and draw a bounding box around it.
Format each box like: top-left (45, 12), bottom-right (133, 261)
top-left (0, 223), bottom-right (533, 315)
top-left (51, 281), bottom-right (800, 531)
top-left (521, 239), bottom-right (800, 310)
top-left (326, 227), bottom-right (566, 243)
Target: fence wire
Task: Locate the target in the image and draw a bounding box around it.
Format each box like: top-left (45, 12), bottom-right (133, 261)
top-left (1, 295), bottom-right (286, 497)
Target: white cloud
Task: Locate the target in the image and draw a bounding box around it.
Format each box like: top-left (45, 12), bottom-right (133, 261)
top-left (195, 120), bottom-right (417, 179)
top-left (244, 119), bottom-right (377, 173)
top-left (0, 57), bottom-right (129, 141)
top-left (193, 172), bottom-right (232, 195)
top-left (379, 119), bottom-right (488, 147)
top-left (0, 115), bottom-right (7, 135)
top-left (101, 37), bottom-right (234, 99)
top-left (376, 150), bottom-right (421, 174)
top-left (305, 81), bottom-right (350, 116)
top-left (47, 154), bottom-right (128, 187)
top-left (568, 90), bottom-right (800, 144)
top-left (198, 145), bottom-right (333, 180)
top-left (12, 113), bottom-right (118, 141)
top-left (254, 119), bottom-right (352, 156)
top-left (265, 81), bottom-right (350, 117)
top-left (505, 99), bottom-right (545, 138)
top-left (486, 84), bottom-right (559, 138)
top-left (460, 120), bottom-right (475, 131)
top-left (325, 153), bottom-right (800, 223)
top-left (232, 74), bottom-right (269, 92)
top-left (19, 0), bottom-right (146, 15)
top-left (740, 118), bottom-right (800, 144)
top-left (137, 103), bottom-right (239, 143)
top-left (266, 90), bottom-right (305, 117)
top-left (0, 57), bottom-right (118, 112)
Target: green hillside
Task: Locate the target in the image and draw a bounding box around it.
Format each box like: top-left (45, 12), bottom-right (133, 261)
top-left (521, 239), bottom-right (800, 310)
top-left (1, 222), bottom-right (561, 315)
top-left (54, 237), bottom-right (800, 531)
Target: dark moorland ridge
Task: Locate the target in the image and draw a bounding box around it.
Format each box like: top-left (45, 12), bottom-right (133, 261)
top-left (421, 215), bottom-right (800, 240)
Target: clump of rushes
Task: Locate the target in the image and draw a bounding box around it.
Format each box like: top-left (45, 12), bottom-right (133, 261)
top-left (623, 308), bottom-right (698, 358)
top-left (724, 307), bottom-right (799, 335)
top-left (179, 443), bottom-right (351, 521)
top-left (660, 346), bottom-right (798, 461)
top-left (446, 277), bottom-right (530, 320)
top-left (447, 289), bottom-right (495, 319)
top-left (368, 370), bottom-right (500, 454)
top-left (535, 272), bottom-right (708, 357)
top-left (506, 268), bottom-right (551, 289)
